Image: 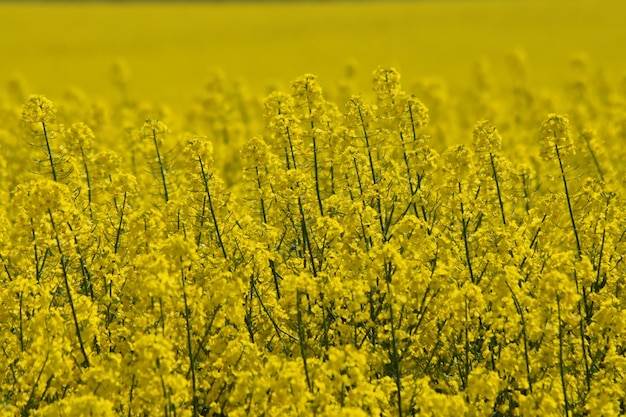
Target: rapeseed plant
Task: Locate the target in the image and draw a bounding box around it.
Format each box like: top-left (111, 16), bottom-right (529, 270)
top-left (1, 59), bottom-right (626, 417)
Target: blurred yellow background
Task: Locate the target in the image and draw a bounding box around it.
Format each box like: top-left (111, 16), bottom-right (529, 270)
top-left (1, 0), bottom-right (625, 106)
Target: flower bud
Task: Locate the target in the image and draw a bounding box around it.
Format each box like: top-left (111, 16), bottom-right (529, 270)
top-left (64, 122), bottom-right (95, 152)
top-left (372, 67), bottom-right (401, 101)
top-left (291, 74), bottom-right (324, 108)
top-left (183, 135), bottom-right (214, 167)
top-left (539, 113), bottom-right (574, 161)
top-left (472, 120), bottom-right (502, 153)
top-left (140, 119), bottom-right (168, 145)
top-left (22, 95), bottom-right (57, 124)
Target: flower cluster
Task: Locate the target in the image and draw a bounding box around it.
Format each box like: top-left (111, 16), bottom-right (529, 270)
top-left (0, 61), bottom-right (625, 417)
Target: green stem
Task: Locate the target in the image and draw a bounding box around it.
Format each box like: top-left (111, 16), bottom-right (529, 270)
top-left (21, 352), bottom-right (49, 417)
top-left (80, 145), bottom-right (93, 217)
top-left (305, 93), bottom-right (324, 217)
top-left (255, 166), bottom-right (281, 299)
top-left (489, 152), bottom-right (506, 225)
top-left (251, 279), bottom-right (296, 352)
top-left (127, 374), bottom-right (136, 417)
top-left (386, 276), bottom-right (403, 417)
top-left (48, 210), bottom-right (90, 368)
top-left (555, 144), bottom-right (591, 394)
top-left (195, 195), bottom-right (207, 248)
top-left (296, 291), bottom-right (313, 392)
top-left (459, 183), bottom-right (475, 284)
top-left (312, 134), bottom-right (324, 217)
top-left (556, 293), bottom-right (569, 417)
top-left (463, 298), bottom-right (471, 388)
top-left (42, 122), bottom-right (58, 182)
top-left (505, 280), bottom-right (532, 393)
top-left (298, 197), bottom-right (318, 277)
top-left (152, 128), bottom-right (169, 203)
top-left (355, 102), bottom-right (386, 239)
top-left (198, 157), bottom-right (227, 259)
top-left (583, 136), bottom-right (604, 180)
top-left (399, 131), bottom-right (420, 219)
top-left (114, 192), bottom-right (127, 256)
top-left (181, 266), bottom-right (199, 417)
top-left (18, 291), bottom-right (25, 352)
top-left (555, 144), bottom-right (581, 258)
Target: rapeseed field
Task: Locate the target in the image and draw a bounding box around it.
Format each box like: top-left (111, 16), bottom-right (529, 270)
top-left (1, 1), bottom-right (626, 416)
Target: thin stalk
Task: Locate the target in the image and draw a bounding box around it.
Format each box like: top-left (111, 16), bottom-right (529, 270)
top-left (113, 192), bottom-right (127, 256)
top-left (520, 171), bottom-right (531, 213)
top-left (245, 274), bottom-right (255, 343)
top-left (593, 198), bottom-right (611, 293)
top-left (286, 126), bottom-right (297, 170)
top-left (576, 271), bottom-right (591, 392)
top-left (312, 135), bottom-right (324, 216)
top-left (67, 222), bottom-right (94, 300)
top-left (21, 352), bottom-right (49, 417)
top-left (355, 102), bottom-right (386, 239)
top-left (198, 157), bottom-right (227, 259)
top-left (555, 144), bottom-right (581, 258)
top-left (519, 214), bottom-right (546, 270)
top-left (105, 192), bottom-right (127, 329)
top-left (0, 253), bottom-right (12, 281)
top-left (187, 306), bottom-right (222, 378)
top-left (152, 128), bottom-right (169, 203)
top-left (79, 145), bottom-right (93, 217)
top-left (159, 298), bottom-right (165, 335)
top-left (19, 291), bottom-right (25, 352)
top-left (181, 266), bottom-right (199, 417)
top-left (354, 102), bottom-right (376, 180)
top-left (42, 122), bottom-right (58, 182)
top-left (555, 144), bottom-right (591, 393)
top-left (256, 166), bottom-right (281, 299)
top-left (284, 147), bottom-right (291, 170)
top-left (346, 169), bottom-right (372, 251)
top-left (159, 360), bottom-right (172, 417)
top-left (463, 298), bottom-right (471, 388)
top-left (489, 152), bottom-right (506, 225)
top-left (386, 277), bottom-right (403, 417)
top-left (296, 291), bottom-right (313, 392)
top-left (406, 100), bottom-right (431, 224)
top-left (298, 197), bottom-right (317, 277)
top-left (195, 195), bottom-right (207, 248)
top-left (593, 227), bottom-right (607, 292)
top-left (31, 220), bottom-right (46, 284)
top-left (505, 280), bottom-right (532, 393)
top-left (582, 136), bottom-right (604, 180)
top-left (556, 293), bottom-right (570, 417)
top-left (310, 125), bottom-right (325, 216)
top-left (48, 210), bottom-right (90, 368)
top-left (127, 374), bottom-right (136, 417)
top-left (459, 183), bottom-right (475, 283)
top-left (399, 131), bottom-right (419, 219)
top-left (251, 279), bottom-right (296, 350)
